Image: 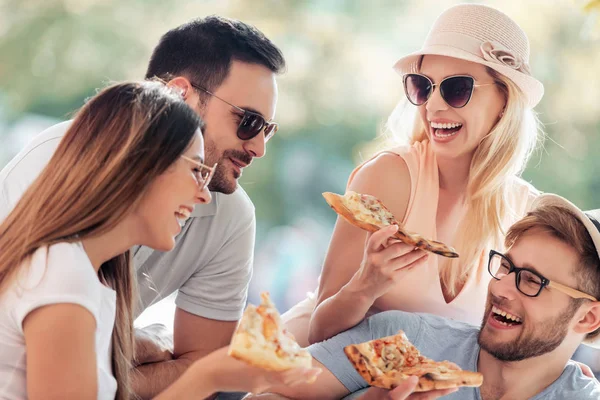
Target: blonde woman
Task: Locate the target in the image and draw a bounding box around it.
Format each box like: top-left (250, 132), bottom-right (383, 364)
top-left (0, 81), bottom-right (319, 399)
top-left (283, 4), bottom-right (545, 347)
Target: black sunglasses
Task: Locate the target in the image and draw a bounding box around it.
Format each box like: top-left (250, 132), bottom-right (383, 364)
top-left (403, 73), bottom-right (496, 109)
top-left (190, 83), bottom-right (278, 141)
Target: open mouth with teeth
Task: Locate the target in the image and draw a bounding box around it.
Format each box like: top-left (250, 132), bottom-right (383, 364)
top-left (174, 207), bottom-right (191, 227)
top-left (431, 121), bottom-right (463, 138)
top-left (491, 305), bottom-right (523, 327)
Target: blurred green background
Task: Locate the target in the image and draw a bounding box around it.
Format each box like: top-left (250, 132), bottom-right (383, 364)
top-left (1, 0), bottom-right (599, 325)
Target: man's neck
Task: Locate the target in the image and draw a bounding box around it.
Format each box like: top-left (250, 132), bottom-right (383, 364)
top-left (477, 349), bottom-right (570, 400)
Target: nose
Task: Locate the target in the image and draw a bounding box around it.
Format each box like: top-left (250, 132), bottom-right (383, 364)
top-left (195, 185), bottom-right (212, 205)
top-left (243, 133), bottom-right (267, 159)
top-left (425, 85), bottom-right (449, 113)
top-left (490, 273), bottom-right (519, 301)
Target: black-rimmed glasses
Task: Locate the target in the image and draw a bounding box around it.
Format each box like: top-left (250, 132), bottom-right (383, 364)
top-left (488, 250), bottom-right (597, 300)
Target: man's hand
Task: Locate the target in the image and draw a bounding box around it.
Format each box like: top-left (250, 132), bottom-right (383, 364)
top-left (134, 323), bottom-right (174, 366)
top-left (359, 377), bottom-right (458, 400)
top-left (132, 310), bottom-right (238, 399)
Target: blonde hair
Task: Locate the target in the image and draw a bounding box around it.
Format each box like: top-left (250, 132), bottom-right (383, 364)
top-left (0, 81), bottom-right (202, 399)
top-left (386, 67), bottom-right (543, 296)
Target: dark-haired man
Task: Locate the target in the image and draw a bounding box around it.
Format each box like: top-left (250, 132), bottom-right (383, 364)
top-left (0, 16), bottom-right (285, 398)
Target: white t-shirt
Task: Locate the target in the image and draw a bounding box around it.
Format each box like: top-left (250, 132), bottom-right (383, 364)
top-left (0, 242), bottom-right (117, 400)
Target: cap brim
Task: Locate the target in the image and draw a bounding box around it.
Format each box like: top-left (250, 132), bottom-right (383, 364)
top-left (530, 194), bottom-right (600, 348)
top-left (393, 46), bottom-right (544, 109)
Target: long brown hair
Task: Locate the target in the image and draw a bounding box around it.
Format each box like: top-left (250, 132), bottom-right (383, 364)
top-left (0, 81), bottom-right (202, 399)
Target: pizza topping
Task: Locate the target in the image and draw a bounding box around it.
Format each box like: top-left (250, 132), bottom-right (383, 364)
top-left (344, 191), bottom-right (396, 226)
top-left (229, 292), bottom-right (312, 371)
top-left (344, 331), bottom-right (483, 391)
top-left (323, 191), bottom-right (460, 258)
top-left (243, 294), bottom-right (306, 359)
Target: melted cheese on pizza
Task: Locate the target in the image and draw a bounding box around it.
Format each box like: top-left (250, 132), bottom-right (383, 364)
top-left (344, 191), bottom-right (396, 226)
top-left (369, 334), bottom-right (425, 373)
top-left (241, 294), bottom-right (306, 361)
top-left (356, 332), bottom-right (461, 380)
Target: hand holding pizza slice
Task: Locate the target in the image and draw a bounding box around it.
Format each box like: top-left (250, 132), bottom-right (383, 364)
top-left (344, 331), bottom-right (483, 392)
top-left (323, 191), bottom-right (459, 258)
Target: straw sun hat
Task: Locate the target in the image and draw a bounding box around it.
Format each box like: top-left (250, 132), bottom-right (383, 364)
top-left (393, 4), bottom-right (544, 108)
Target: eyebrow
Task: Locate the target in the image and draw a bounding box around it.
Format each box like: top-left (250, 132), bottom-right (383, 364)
top-left (232, 105), bottom-right (265, 118)
top-left (504, 252), bottom-right (544, 275)
top-left (421, 72), bottom-right (480, 82)
top-left (190, 154), bottom-right (205, 164)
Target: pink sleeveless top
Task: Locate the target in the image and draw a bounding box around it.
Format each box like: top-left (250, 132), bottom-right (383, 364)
top-left (349, 140), bottom-right (539, 326)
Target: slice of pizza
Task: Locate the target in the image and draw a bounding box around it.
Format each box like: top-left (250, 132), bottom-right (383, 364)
top-left (323, 191), bottom-right (459, 258)
top-left (228, 292), bottom-right (312, 371)
top-left (344, 331), bottom-right (483, 392)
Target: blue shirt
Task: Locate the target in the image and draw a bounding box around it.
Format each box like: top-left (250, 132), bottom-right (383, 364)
top-left (308, 310), bottom-right (600, 400)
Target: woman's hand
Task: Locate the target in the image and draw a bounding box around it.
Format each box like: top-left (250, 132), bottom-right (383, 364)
top-left (156, 346), bottom-right (322, 400)
top-left (359, 377), bottom-right (458, 400)
top-left (236, 366), bottom-right (322, 394)
top-left (349, 225), bottom-right (429, 302)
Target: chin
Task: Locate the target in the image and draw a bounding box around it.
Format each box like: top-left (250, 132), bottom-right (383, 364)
top-left (209, 177), bottom-right (238, 194)
top-left (145, 237), bottom-right (176, 252)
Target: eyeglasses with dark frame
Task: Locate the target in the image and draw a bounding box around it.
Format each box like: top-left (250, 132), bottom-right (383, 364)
top-left (403, 73), bottom-right (496, 109)
top-left (189, 83), bottom-right (279, 142)
top-left (487, 250), bottom-right (597, 301)
top-left (180, 155), bottom-right (216, 191)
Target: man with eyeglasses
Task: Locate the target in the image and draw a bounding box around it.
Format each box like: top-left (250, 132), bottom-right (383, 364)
top-left (0, 16), bottom-right (284, 399)
top-left (242, 193), bottom-right (600, 400)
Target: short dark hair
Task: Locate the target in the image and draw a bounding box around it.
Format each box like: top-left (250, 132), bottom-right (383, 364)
top-left (145, 15), bottom-right (285, 94)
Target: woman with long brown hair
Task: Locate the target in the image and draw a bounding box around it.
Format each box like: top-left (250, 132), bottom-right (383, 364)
top-left (0, 81), bottom-right (320, 400)
top-left (0, 80), bottom-right (213, 399)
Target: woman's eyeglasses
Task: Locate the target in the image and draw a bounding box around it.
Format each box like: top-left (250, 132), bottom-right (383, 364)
top-left (487, 250), bottom-right (597, 300)
top-left (181, 155), bottom-right (216, 191)
top-left (403, 73), bottom-right (496, 109)
top-left (190, 83), bottom-right (279, 141)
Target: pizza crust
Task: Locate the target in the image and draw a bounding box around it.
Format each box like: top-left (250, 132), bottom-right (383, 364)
top-left (323, 191), bottom-right (459, 258)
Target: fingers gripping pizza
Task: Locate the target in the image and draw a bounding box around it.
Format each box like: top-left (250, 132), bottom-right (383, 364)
top-left (344, 331), bottom-right (483, 392)
top-left (228, 292), bottom-right (312, 371)
top-left (322, 191), bottom-right (459, 258)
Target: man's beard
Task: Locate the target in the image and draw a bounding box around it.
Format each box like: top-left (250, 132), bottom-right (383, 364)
top-left (477, 294), bottom-right (580, 362)
top-left (204, 139), bottom-right (252, 195)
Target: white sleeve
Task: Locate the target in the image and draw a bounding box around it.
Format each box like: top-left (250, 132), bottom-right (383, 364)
top-left (11, 243), bottom-right (104, 333)
top-left (0, 121), bottom-right (69, 222)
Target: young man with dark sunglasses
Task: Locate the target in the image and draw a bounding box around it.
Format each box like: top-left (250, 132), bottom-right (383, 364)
top-left (0, 16), bottom-right (284, 399)
top-left (240, 193), bottom-right (600, 399)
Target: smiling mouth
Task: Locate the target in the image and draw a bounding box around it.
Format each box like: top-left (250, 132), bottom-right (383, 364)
top-left (430, 121), bottom-right (463, 138)
top-left (230, 158), bottom-right (247, 169)
top-left (491, 305), bottom-right (523, 327)
top-left (174, 207), bottom-right (191, 227)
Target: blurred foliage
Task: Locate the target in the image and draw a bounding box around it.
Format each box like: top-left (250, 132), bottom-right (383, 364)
top-left (1, 0), bottom-right (600, 311)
